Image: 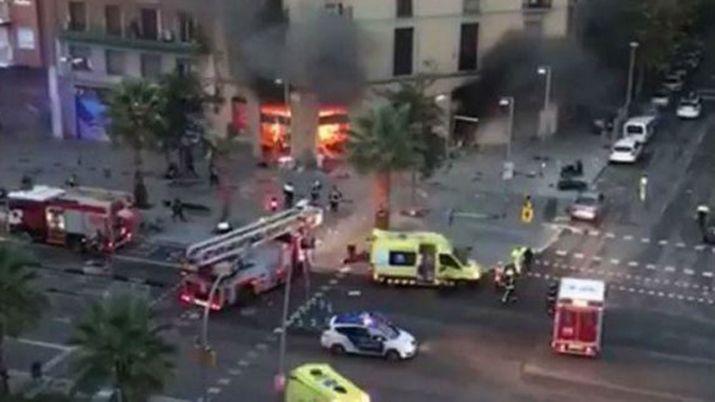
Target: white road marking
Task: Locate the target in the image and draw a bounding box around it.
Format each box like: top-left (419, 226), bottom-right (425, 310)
top-left (605, 232), bottom-right (616, 238)
top-left (339, 266), bottom-right (351, 273)
top-left (657, 292), bottom-right (665, 297)
top-left (694, 245), bottom-right (706, 251)
top-left (348, 290), bottom-right (361, 297)
top-left (13, 338), bottom-right (73, 352)
top-left (645, 264), bottom-right (656, 270)
top-left (703, 271), bottom-right (714, 278)
top-left (43, 347), bottom-right (78, 372)
top-left (641, 238), bottom-right (650, 243)
top-left (543, 260), bottom-right (551, 266)
top-left (207, 387), bottom-right (222, 395)
top-left (623, 235), bottom-right (634, 241)
top-left (588, 231), bottom-right (600, 237)
top-left (627, 287), bottom-right (635, 292)
top-left (555, 250), bottom-right (568, 257)
top-left (676, 242), bottom-right (686, 248)
top-left (658, 240), bottom-right (668, 246)
top-left (592, 256), bottom-right (602, 262)
top-left (610, 259), bottom-right (620, 265)
top-left (628, 261), bottom-right (639, 267)
top-left (329, 279), bottom-right (338, 285)
top-left (255, 343), bottom-right (268, 351)
top-left (228, 369), bottom-right (242, 376)
top-left (683, 269), bottom-right (695, 276)
top-left (217, 378), bottom-right (231, 386)
top-left (664, 266), bottom-right (676, 272)
top-left (238, 359), bottom-right (250, 367)
top-left (574, 253), bottom-right (584, 259)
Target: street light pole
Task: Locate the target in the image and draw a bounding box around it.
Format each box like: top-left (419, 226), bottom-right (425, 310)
top-left (625, 41), bottom-right (639, 111)
top-left (276, 242), bottom-right (296, 391)
top-left (499, 97), bottom-right (515, 161)
top-left (538, 66), bottom-right (552, 111)
top-left (200, 271), bottom-right (228, 402)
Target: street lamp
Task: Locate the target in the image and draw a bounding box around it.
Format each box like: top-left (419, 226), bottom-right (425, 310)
top-left (625, 41), bottom-right (639, 111)
top-left (274, 78), bottom-right (290, 113)
top-left (276, 236), bottom-right (300, 392)
top-left (537, 66), bottom-right (552, 111)
top-left (199, 267), bottom-right (230, 402)
top-left (499, 97), bottom-right (515, 161)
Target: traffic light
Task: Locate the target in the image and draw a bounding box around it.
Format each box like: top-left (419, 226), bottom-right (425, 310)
top-left (546, 282), bottom-right (558, 317)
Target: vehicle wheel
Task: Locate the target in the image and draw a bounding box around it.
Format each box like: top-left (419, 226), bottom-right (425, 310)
top-left (237, 286), bottom-right (256, 304)
top-left (330, 344), bottom-right (346, 355)
top-left (385, 349), bottom-right (401, 362)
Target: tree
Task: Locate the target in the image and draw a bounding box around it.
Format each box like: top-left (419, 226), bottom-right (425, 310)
top-left (347, 103), bottom-right (423, 221)
top-left (0, 245), bottom-right (46, 395)
top-left (378, 76), bottom-right (445, 178)
top-left (70, 294), bottom-right (175, 402)
top-left (106, 80), bottom-right (167, 208)
top-left (158, 70), bottom-right (210, 173)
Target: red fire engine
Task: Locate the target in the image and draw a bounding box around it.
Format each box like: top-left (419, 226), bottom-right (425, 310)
top-left (6, 185), bottom-right (138, 253)
top-left (180, 201), bottom-right (322, 311)
top-left (551, 277), bottom-right (606, 357)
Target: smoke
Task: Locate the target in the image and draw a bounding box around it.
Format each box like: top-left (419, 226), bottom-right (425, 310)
top-left (214, 0), bottom-right (365, 104)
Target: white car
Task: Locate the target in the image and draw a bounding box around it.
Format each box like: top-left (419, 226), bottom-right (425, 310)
top-left (677, 97), bottom-right (702, 119)
top-left (662, 75), bottom-right (684, 92)
top-left (609, 137), bottom-right (642, 164)
top-left (568, 192), bottom-right (604, 222)
top-left (320, 312), bottom-right (418, 361)
top-left (651, 89), bottom-right (671, 107)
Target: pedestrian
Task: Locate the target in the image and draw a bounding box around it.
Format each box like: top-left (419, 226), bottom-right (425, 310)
top-left (283, 181), bottom-right (295, 209)
top-left (66, 174), bottom-right (78, 188)
top-left (639, 173), bottom-right (648, 203)
top-left (697, 204), bottom-right (710, 231)
top-left (209, 163), bottom-right (219, 187)
top-left (447, 208), bottom-right (456, 226)
top-left (165, 163), bottom-right (178, 180)
top-left (523, 247), bottom-right (534, 271)
top-left (186, 151), bottom-right (198, 178)
top-left (171, 198), bottom-right (187, 222)
top-left (310, 180), bottom-right (322, 205)
top-left (328, 185), bottom-right (342, 212)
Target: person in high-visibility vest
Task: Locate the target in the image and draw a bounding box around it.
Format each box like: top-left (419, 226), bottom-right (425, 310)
top-left (639, 174), bottom-right (648, 203)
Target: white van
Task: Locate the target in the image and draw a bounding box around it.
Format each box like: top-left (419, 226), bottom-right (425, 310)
top-left (609, 137), bottom-right (642, 164)
top-left (623, 116), bottom-right (657, 143)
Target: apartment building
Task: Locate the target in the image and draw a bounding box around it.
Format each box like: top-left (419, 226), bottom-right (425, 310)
top-left (0, 0), bottom-right (44, 68)
top-left (44, 0), bottom-right (214, 140)
top-left (270, 0), bottom-right (573, 161)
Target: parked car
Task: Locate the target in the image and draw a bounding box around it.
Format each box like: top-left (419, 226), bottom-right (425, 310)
top-left (651, 88), bottom-right (671, 107)
top-left (623, 115), bottom-right (657, 144)
top-left (662, 74), bottom-right (684, 92)
top-left (568, 191), bottom-right (605, 222)
top-left (609, 137), bottom-right (642, 164)
top-left (676, 95), bottom-right (702, 119)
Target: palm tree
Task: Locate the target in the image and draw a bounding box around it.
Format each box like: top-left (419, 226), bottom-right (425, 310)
top-left (106, 80), bottom-right (167, 208)
top-left (70, 294), bottom-right (175, 402)
top-left (0, 245), bottom-right (46, 395)
top-left (347, 103), bottom-right (423, 225)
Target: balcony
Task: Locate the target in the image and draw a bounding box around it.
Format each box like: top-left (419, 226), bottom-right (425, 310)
top-left (59, 25), bottom-right (205, 55)
top-left (522, 0), bottom-right (552, 11)
top-left (0, 1), bottom-right (10, 25)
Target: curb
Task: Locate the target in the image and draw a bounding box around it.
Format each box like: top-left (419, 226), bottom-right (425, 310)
top-left (35, 263), bottom-right (167, 288)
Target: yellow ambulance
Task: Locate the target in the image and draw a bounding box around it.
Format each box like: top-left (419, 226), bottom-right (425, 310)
top-left (285, 363), bottom-right (370, 402)
top-left (369, 229), bottom-right (482, 287)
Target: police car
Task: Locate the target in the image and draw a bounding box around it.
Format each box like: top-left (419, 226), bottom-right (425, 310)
top-left (320, 312), bottom-right (417, 361)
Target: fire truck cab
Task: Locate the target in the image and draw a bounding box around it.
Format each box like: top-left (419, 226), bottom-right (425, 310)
top-left (551, 277), bottom-right (606, 357)
top-left (180, 202), bottom-right (322, 311)
top-left (6, 185), bottom-right (137, 252)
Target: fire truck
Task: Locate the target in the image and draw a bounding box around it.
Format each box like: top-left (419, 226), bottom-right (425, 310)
top-left (179, 202), bottom-right (323, 311)
top-left (5, 185), bottom-right (138, 252)
top-left (551, 277), bottom-right (606, 357)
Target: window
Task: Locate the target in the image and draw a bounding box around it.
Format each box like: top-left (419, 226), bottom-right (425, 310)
top-left (388, 251), bottom-right (416, 266)
top-left (438, 254), bottom-right (460, 269)
top-left (393, 27), bottom-right (413, 76)
top-left (105, 5), bottom-right (122, 36)
top-left (140, 53), bottom-right (162, 78)
top-left (176, 58), bottom-right (193, 76)
top-left (68, 1), bottom-right (87, 31)
top-left (105, 49), bottom-right (125, 75)
top-left (458, 23), bottom-right (478, 71)
top-left (140, 8), bottom-right (159, 40)
top-left (68, 45), bottom-right (91, 71)
top-left (16, 27), bottom-right (35, 50)
top-left (557, 310), bottom-right (576, 340)
top-left (396, 0), bottom-right (412, 18)
top-left (578, 311), bottom-right (599, 343)
top-left (463, 0), bottom-right (480, 14)
top-left (178, 12), bottom-right (195, 42)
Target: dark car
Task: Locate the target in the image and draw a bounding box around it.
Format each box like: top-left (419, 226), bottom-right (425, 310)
top-left (703, 226), bottom-right (715, 244)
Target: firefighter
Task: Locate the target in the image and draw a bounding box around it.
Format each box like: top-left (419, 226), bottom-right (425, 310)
top-left (328, 185), bottom-right (342, 212)
top-left (310, 180), bottom-right (322, 205)
top-left (523, 247), bottom-right (534, 272)
top-left (171, 198), bottom-right (187, 222)
top-left (283, 181), bottom-right (295, 209)
top-left (500, 265), bottom-right (517, 304)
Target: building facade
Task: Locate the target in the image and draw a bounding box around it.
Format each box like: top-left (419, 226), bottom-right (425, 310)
top-left (44, 0), bottom-right (217, 140)
top-left (0, 0), bottom-right (44, 68)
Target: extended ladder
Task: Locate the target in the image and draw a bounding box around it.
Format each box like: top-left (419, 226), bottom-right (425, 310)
top-left (184, 203), bottom-right (323, 271)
